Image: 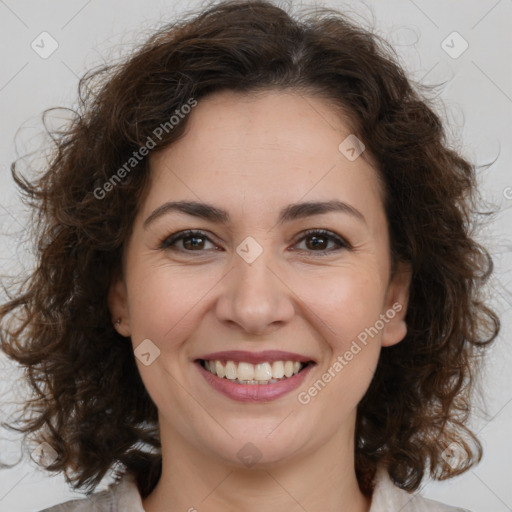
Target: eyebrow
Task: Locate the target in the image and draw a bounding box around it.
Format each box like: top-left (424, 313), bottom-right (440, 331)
top-left (143, 199), bottom-right (366, 228)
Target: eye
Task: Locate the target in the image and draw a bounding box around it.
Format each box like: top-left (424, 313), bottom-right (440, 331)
top-left (159, 228), bottom-right (351, 254)
top-left (159, 230), bottom-right (217, 252)
top-left (291, 229), bottom-right (351, 254)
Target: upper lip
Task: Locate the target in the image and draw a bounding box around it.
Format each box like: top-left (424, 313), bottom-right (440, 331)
top-left (197, 350), bottom-right (315, 364)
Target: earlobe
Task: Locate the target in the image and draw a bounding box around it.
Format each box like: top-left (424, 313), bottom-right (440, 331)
top-left (108, 277), bottom-right (131, 337)
top-left (381, 261), bottom-right (412, 348)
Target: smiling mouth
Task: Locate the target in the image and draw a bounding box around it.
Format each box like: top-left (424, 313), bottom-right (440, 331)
top-left (198, 359), bottom-right (314, 385)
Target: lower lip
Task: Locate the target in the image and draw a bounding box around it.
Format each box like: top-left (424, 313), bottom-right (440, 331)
top-left (195, 361), bottom-right (314, 402)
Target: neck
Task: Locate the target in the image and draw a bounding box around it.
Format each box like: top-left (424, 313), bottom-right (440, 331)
top-left (142, 414), bottom-right (372, 512)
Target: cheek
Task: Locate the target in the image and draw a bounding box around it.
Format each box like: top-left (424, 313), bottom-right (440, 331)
top-left (304, 346), bottom-right (380, 417)
top-left (293, 265), bottom-right (386, 346)
top-left (125, 261), bottom-right (221, 348)
top-left (295, 269), bottom-right (384, 411)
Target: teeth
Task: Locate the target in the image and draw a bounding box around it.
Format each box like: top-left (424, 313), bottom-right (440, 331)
top-left (203, 359), bottom-right (306, 383)
top-left (237, 362), bottom-right (254, 381)
top-left (271, 361), bottom-right (284, 379)
top-left (225, 360), bottom-right (237, 380)
top-left (215, 360), bottom-right (225, 378)
top-left (254, 362), bottom-right (272, 381)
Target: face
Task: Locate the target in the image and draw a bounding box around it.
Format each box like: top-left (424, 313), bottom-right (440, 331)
top-left (109, 89), bottom-right (411, 469)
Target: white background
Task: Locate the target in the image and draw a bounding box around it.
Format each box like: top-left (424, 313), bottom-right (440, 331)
top-left (0, 1), bottom-right (511, 511)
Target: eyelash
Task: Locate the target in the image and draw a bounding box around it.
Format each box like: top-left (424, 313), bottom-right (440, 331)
top-left (159, 228), bottom-right (351, 255)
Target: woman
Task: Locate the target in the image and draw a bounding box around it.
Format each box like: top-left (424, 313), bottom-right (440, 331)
top-left (0, 1), bottom-right (499, 510)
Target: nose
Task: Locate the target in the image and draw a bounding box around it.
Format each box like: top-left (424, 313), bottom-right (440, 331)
top-left (215, 244), bottom-right (295, 336)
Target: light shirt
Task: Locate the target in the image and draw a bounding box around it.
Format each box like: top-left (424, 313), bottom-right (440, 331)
top-left (40, 466), bottom-right (470, 512)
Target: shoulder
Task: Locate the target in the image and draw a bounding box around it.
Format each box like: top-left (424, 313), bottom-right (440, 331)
top-left (37, 472), bottom-right (144, 512)
top-left (370, 466), bottom-right (471, 512)
top-left (39, 466), bottom-right (471, 512)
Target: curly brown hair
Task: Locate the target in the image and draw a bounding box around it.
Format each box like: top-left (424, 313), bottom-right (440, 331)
top-left (0, 0), bottom-right (500, 500)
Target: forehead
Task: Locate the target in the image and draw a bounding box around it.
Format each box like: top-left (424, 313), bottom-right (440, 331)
top-left (145, 89), bottom-right (384, 226)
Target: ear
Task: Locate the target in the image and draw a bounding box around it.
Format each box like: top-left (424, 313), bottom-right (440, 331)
top-left (381, 260), bottom-right (412, 348)
top-left (108, 275), bottom-right (131, 337)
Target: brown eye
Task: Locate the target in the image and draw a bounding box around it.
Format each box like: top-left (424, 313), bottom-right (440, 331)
top-left (182, 234), bottom-right (207, 250)
top-left (160, 230), bottom-right (216, 251)
top-left (305, 234), bottom-right (329, 250)
top-left (293, 229), bottom-right (350, 254)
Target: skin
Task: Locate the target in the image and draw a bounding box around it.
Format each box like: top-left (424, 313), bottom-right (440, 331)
top-left (109, 89), bottom-right (411, 512)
